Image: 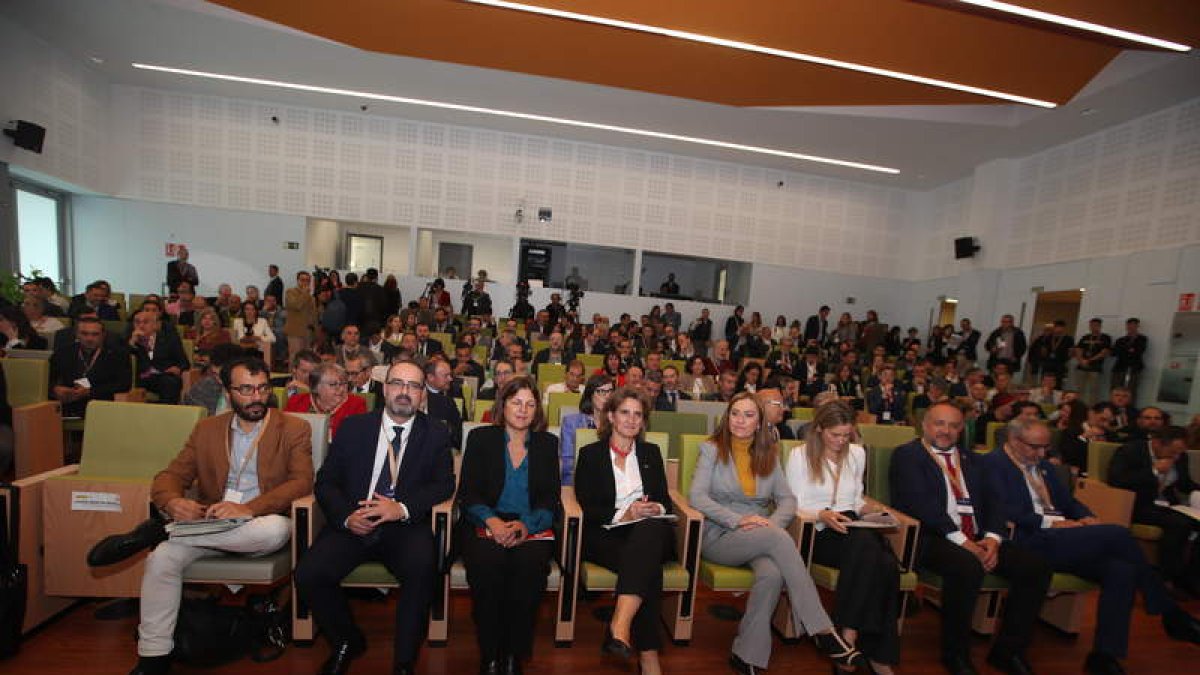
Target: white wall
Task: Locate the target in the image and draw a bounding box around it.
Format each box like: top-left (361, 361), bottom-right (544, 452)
top-left (0, 15), bottom-right (110, 194)
top-left (73, 196), bottom-right (306, 295)
top-left (305, 218), bottom-right (339, 268)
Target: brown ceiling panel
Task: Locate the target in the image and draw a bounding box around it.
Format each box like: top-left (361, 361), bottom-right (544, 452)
top-left (208, 0), bottom-right (1199, 107)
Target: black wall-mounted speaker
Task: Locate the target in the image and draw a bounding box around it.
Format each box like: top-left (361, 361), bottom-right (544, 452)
top-left (954, 236), bottom-right (980, 259)
top-left (3, 120), bottom-right (46, 154)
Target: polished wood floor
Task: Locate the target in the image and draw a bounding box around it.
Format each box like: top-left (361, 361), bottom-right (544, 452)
top-left (6, 588), bottom-right (1198, 674)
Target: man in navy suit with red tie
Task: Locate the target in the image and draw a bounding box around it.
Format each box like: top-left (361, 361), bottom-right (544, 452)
top-left (295, 360), bottom-right (456, 675)
top-left (890, 402), bottom-right (1052, 675)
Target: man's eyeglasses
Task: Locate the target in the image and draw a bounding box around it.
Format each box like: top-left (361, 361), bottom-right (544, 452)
top-left (1015, 437), bottom-right (1053, 452)
top-left (230, 383), bottom-right (272, 396)
top-left (385, 379), bottom-right (424, 392)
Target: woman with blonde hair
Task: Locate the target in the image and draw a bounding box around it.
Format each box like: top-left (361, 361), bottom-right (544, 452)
top-left (786, 400), bottom-right (901, 674)
top-left (690, 392), bottom-right (862, 674)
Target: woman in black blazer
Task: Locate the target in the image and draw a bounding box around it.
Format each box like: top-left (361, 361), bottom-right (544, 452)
top-left (574, 387), bottom-right (673, 675)
top-left (458, 376), bottom-right (561, 675)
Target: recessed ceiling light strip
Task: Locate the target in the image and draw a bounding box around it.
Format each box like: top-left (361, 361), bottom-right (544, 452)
top-left (131, 62), bottom-right (900, 174)
top-left (957, 0), bottom-right (1191, 52)
top-left (464, 0), bottom-right (1058, 108)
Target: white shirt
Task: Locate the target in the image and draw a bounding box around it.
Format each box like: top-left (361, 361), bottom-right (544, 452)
top-left (1015, 460), bottom-right (1062, 528)
top-left (609, 446), bottom-right (645, 525)
top-left (786, 444), bottom-right (867, 529)
top-left (365, 415), bottom-right (413, 520)
top-left (932, 446), bottom-right (1001, 545)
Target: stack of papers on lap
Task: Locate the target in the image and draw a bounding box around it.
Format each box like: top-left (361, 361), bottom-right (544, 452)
top-left (846, 512), bottom-right (899, 529)
top-left (1170, 504), bottom-right (1200, 523)
top-left (603, 514), bottom-right (677, 530)
top-left (166, 517), bottom-right (251, 537)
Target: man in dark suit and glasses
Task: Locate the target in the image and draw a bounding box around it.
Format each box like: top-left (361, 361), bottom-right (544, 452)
top-left (295, 360), bottom-right (456, 675)
top-left (981, 419), bottom-right (1200, 674)
top-left (890, 402), bottom-right (1052, 675)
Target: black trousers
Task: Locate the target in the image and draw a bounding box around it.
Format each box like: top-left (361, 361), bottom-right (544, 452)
top-left (463, 534), bottom-right (554, 661)
top-left (583, 519), bottom-right (674, 651)
top-left (812, 527), bottom-right (901, 665)
top-left (917, 536), bottom-right (1052, 659)
top-left (141, 373), bottom-right (182, 404)
top-left (294, 522), bottom-right (437, 666)
top-left (1133, 505), bottom-right (1199, 582)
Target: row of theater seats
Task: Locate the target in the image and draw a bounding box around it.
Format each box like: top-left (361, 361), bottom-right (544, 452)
top-left (5, 395), bottom-right (1185, 653)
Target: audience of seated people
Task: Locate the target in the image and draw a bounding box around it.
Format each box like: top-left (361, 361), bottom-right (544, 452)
top-left (11, 267), bottom-right (1199, 675)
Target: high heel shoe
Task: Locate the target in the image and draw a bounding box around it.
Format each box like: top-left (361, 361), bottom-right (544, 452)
top-left (601, 625), bottom-right (634, 661)
top-left (814, 631), bottom-right (865, 670)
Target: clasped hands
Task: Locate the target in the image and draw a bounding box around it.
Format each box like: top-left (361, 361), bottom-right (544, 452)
top-left (818, 508), bottom-right (853, 534)
top-left (962, 537), bottom-right (1000, 572)
top-left (346, 492), bottom-right (407, 536)
top-left (165, 497), bottom-right (253, 521)
top-left (485, 517), bottom-right (529, 548)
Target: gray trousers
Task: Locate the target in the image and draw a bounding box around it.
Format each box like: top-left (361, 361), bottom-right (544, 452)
top-left (703, 524), bottom-right (833, 668)
top-left (137, 515), bottom-right (291, 656)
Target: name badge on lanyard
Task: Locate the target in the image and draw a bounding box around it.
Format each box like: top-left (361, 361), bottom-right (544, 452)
top-left (882, 410), bottom-right (892, 421)
top-left (955, 498), bottom-right (974, 516)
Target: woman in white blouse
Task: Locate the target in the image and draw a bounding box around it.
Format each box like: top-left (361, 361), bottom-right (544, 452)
top-left (785, 400), bottom-right (901, 674)
top-left (230, 300), bottom-right (275, 359)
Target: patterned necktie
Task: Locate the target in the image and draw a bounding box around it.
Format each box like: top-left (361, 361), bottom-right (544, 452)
top-left (376, 425), bottom-right (406, 498)
top-left (936, 450), bottom-right (976, 539)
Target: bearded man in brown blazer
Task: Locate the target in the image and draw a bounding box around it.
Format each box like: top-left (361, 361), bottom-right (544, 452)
top-left (128, 356), bottom-right (313, 674)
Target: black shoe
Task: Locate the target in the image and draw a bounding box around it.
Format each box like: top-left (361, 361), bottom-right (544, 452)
top-left (1164, 608), bottom-right (1200, 644)
top-left (601, 625), bottom-right (634, 661)
top-left (393, 663), bottom-right (415, 675)
top-left (729, 653), bottom-right (759, 675)
top-left (89, 512), bottom-right (168, 567)
top-left (940, 653), bottom-right (978, 675)
top-left (502, 655), bottom-right (523, 675)
top-left (318, 641), bottom-right (366, 675)
top-left (479, 659), bottom-right (501, 675)
top-left (814, 631), bottom-right (865, 669)
top-left (128, 655), bottom-right (171, 675)
top-left (985, 648), bottom-right (1034, 675)
top-left (1084, 651), bottom-right (1125, 675)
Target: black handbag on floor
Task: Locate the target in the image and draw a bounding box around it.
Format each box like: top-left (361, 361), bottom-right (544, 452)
top-left (0, 490), bottom-right (28, 659)
top-left (173, 593), bottom-right (288, 666)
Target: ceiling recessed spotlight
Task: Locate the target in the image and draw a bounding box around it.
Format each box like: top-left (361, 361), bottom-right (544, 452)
top-left (1080, 108), bottom-right (1097, 116)
top-left (131, 62), bottom-right (901, 175)
top-left (957, 1), bottom-right (1191, 52)
top-left (464, 0), bottom-right (1057, 107)
top-left (88, 56), bottom-right (105, 64)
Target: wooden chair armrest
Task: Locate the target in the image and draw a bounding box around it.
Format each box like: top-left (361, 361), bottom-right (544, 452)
top-left (432, 497), bottom-right (454, 574)
top-left (669, 489), bottom-right (704, 584)
top-left (290, 494), bottom-right (322, 568)
top-left (1074, 478), bottom-right (1134, 527)
top-left (13, 401), bottom-right (65, 479)
top-left (787, 514), bottom-right (820, 568)
top-left (665, 458), bottom-right (679, 491)
top-left (115, 388), bottom-right (147, 403)
top-left (559, 487), bottom-right (583, 579)
top-left (862, 499), bottom-right (920, 570)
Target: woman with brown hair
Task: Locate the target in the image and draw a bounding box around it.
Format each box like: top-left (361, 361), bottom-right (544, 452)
top-left (457, 376), bottom-right (560, 675)
top-left (690, 392), bottom-right (862, 675)
top-left (574, 387), bottom-right (673, 675)
top-left (786, 401), bottom-right (901, 674)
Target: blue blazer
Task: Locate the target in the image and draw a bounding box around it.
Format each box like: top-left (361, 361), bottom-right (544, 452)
top-left (979, 450), bottom-right (1091, 542)
top-left (315, 410), bottom-right (455, 530)
top-left (889, 438), bottom-right (1006, 542)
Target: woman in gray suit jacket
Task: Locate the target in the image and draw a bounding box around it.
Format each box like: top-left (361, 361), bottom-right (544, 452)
top-left (689, 392), bottom-right (863, 675)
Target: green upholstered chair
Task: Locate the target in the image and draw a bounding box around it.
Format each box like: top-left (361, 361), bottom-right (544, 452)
top-left (566, 428), bottom-right (702, 644)
top-left (430, 332), bottom-right (455, 355)
top-left (790, 407), bottom-right (815, 422)
top-left (292, 414), bottom-right (454, 645)
top-left (648, 411), bottom-right (709, 460)
top-left (272, 386), bottom-right (289, 409)
top-left (37, 401), bottom-right (206, 598)
top-left (547, 391), bottom-right (582, 426)
top-left (472, 345), bottom-right (489, 365)
top-left (531, 340), bottom-right (550, 358)
top-left (985, 421), bottom-right (1006, 452)
top-left (1, 357), bottom-right (50, 407)
top-left (537, 363), bottom-right (567, 389)
top-left (662, 359), bottom-right (686, 375)
top-left (354, 391), bottom-right (375, 411)
top-left (577, 353), bottom-right (603, 371)
top-left (473, 403), bottom-right (490, 422)
top-left (858, 423), bottom-right (917, 450)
